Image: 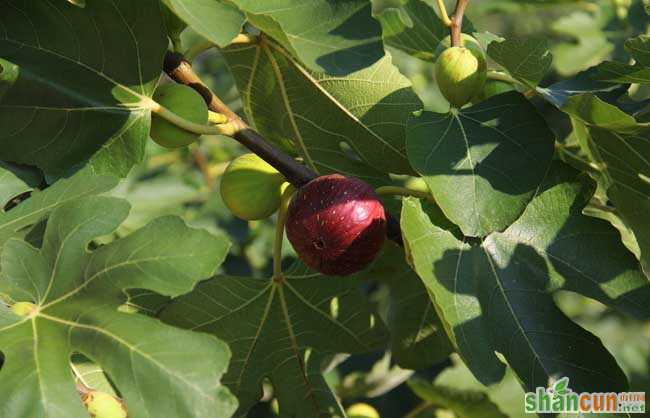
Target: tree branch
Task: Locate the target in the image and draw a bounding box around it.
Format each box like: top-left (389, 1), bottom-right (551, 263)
top-left (450, 0), bottom-right (470, 47)
top-left (162, 51), bottom-right (403, 246)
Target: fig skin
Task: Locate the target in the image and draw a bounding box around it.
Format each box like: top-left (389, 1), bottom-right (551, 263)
top-left (150, 83), bottom-right (208, 148)
top-left (83, 391), bottom-right (127, 418)
top-left (220, 153), bottom-right (287, 221)
top-left (285, 174), bottom-right (386, 276)
top-left (435, 45), bottom-right (487, 108)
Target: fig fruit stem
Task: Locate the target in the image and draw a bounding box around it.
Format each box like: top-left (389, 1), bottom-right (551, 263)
top-left (486, 70), bottom-right (519, 85)
top-left (273, 184), bottom-right (295, 281)
top-left (449, 0), bottom-right (470, 47)
top-left (435, 0), bottom-right (453, 27)
top-left (376, 186), bottom-right (434, 202)
top-left (162, 51), bottom-right (404, 246)
top-left (150, 100), bottom-right (237, 136)
top-left (208, 111), bottom-right (229, 125)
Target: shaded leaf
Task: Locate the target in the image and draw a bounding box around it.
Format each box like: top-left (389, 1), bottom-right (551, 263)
top-left (408, 378), bottom-right (508, 418)
top-left (407, 92), bottom-right (555, 237)
top-left (223, 40), bottom-right (420, 179)
top-left (401, 162), bottom-right (646, 394)
top-left (163, 0), bottom-right (245, 47)
top-left (0, 196), bottom-right (236, 418)
top-left (161, 262), bottom-right (388, 418)
top-left (229, 0), bottom-right (384, 75)
top-left (487, 37), bottom-right (552, 87)
top-left (587, 126), bottom-right (650, 276)
top-left (375, 0), bottom-right (473, 61)
top-left (0, 0), bottom-right (167, 177)
top-left (592, 35), bottom-right (650, 85)
top-left (561, 94), bottom-right (650, 275)
top-left (366, 242), bottom-right (453, 370)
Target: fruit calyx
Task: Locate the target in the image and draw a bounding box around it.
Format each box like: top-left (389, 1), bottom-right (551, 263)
top-left (285, 174), bottom-right (386, 276)
top-left (434, 36), bottom-right (487, 108)
top-left (10, 301), bottom-right (38, 317)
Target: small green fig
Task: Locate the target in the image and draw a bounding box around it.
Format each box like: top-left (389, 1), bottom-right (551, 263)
top-left (346, 403), bottom-right (380, 418)
top-left (220, 153), bottom-right (287, 221)
top-left (83, 391), bottom-right (127, 418)
top-left (10, 301), bottom-right (37, 317)
top-left (435, 45), bottom-right (487, 108)
top-left (150, 83), bottom-right (208, 148)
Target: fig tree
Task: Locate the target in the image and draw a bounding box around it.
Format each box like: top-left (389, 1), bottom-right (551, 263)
top-left (220, 153), bottom-right (287, 220)
top-left (435, 41), bottom-right (487, 108)
top-left (83, 391), bottom-right (127, 418)
top-left (285, 174), bottom-right (386, 276)
top-left (10, 301), bottom-right (37, 317)
top-left (150, 83), bottom-right (208, 148)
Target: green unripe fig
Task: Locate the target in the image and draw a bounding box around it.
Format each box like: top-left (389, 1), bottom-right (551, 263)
top-left (434, 34), bottom-right (485, 62)
top-left (83, 391), bottom-right (127, 418)
top-left (10, 301), bottom-right (37, 317)
top-left (150, 83), bottom-right (208, 148)
top-left (346, 403), bottom-right (380, 418)
top-left (220, 153), bottom-right (287, 221)
top-left (472, 80), bottom-right (515, 103)
top-left (435, 46), bottom-right (487, 108)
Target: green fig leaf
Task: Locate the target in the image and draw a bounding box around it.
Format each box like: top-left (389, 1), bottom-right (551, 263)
top-left (408, 378), bottom-right (508, 418)
top-left (0, 0), bottom-right (167, 177)
top-left (364, 241), bottom-right (453, 370)
top-left (375, 0), bottom-right (474, 62)
top-left (0, 162), bottom-right (42, 210)
top-left (162, 0), bottom-right (245, 47)
top-left (487, 37), bottom-right (552, 88)
top-left (401, 162), bottom-right (648, 394)
top-left (0, 196), bottom-right (236, 418)
top-left (560, 94), bottom-right (650, 276)
top-left (407, 92), bottom-right (555, 237)
top-left (223, 41), bottom-right (421, 180)
top-left (228, 0), bottom-right (384, 76)
top-left (161, 262), bottom-right (389, 418)
top-left (0, 170), bottom-right (119, 270)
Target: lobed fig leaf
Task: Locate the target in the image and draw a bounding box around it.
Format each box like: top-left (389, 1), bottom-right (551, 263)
top-left (435, 45), bottom-right (487, 108)
top-left (285, 174), bottom-right (386, 276)
top-left (83, 391), bottom-right (127, 418)
top-left (220, 153), bottom-right (287, 220)
top-left (150, 84), bottom-right (208, 148)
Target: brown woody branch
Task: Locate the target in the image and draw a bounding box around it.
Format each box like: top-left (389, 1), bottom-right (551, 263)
top-left (450, 0), bottom-right (470, 47)
top-left (162, 51), bottom-right (403, 246)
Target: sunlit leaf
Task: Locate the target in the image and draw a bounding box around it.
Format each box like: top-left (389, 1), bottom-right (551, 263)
top-left (0, 196), bottom-right (235, 418)
top-left (407, 92), bottom-right (555, 237)
top-left (0, 0), bottom-right (167, 177)
top-left (161, 262), bottom-right (388, 418)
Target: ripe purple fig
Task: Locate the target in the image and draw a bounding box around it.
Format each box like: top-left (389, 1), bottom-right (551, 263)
top-left (285, 174), bottom-right (386, 276)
